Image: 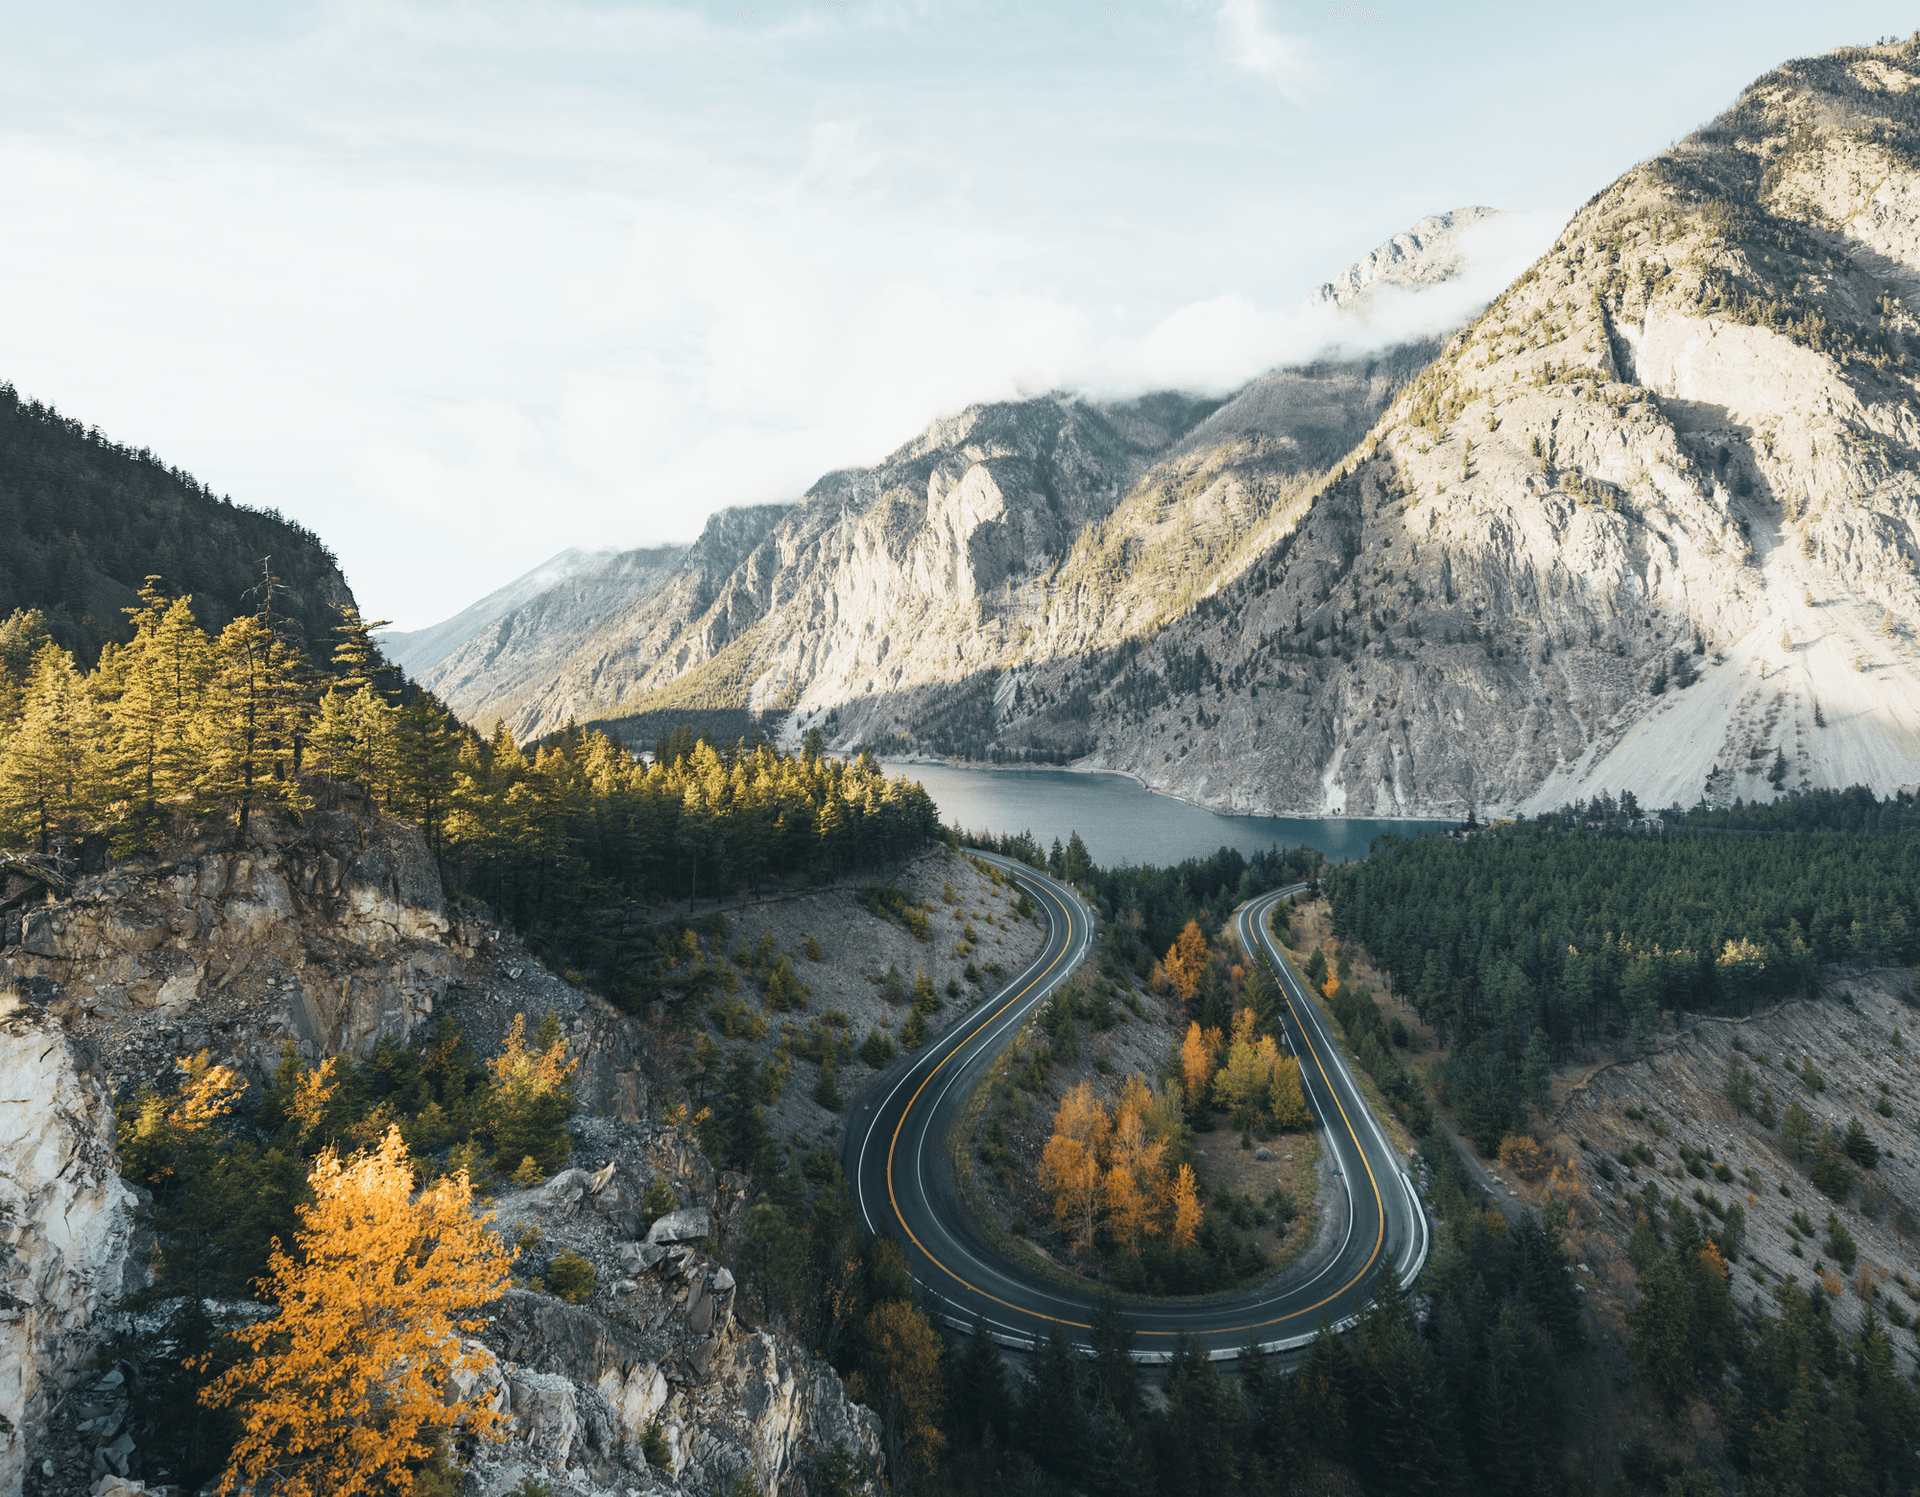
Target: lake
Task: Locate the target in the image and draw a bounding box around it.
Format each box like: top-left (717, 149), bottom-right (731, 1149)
top-left (885, 761), bottom-right (1450, 869)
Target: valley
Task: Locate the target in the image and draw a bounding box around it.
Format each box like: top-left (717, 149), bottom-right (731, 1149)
top-left (12, 26), bottom-right (1920, 1497)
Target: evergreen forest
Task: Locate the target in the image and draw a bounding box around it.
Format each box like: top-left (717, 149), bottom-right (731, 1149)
top-left (0, 579), bottom-right (942, 1008)
top-left (0, 383), bottom-right (350, 661)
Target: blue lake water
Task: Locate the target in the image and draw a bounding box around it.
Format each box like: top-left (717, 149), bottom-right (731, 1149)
top-left (885, 761), bottom-right (1450, 869)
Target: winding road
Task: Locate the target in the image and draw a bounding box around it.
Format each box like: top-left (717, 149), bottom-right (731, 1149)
top-left (842, 854), bottom-right (1429, 1360)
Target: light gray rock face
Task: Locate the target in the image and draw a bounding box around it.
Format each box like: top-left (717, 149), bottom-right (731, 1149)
top-left (0, 807), bottom-right (460, 1092)
top-left (380, 544), bottom-right (620, 680)
top-left (408, 542), bottom-right (697, 734)
top-left (1047, 44), bottom-right (1920, 816)
top-left (477, 1122), bottom-right (884, 1496)
top-left (0, 997), bottom-right (138, 1497)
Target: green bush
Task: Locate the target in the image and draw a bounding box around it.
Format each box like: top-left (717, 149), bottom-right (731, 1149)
top-left (642, 1419), bottom-right (672, 1469)
top-left (547, 1250), bottom-right (597, 1304)
top-left (860, 1028), bottom-right (895, 1068)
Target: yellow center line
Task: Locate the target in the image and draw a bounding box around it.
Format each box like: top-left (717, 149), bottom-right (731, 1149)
top-left (880, 881), bottom-right (1390, 1342)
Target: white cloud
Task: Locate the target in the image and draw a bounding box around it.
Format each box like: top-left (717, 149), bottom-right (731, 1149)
top-left (1212, 0), bottom-right (1312, 102)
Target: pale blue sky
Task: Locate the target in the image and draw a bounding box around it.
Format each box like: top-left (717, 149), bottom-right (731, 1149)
top-left (1, 3), bottom-right (1912, 626)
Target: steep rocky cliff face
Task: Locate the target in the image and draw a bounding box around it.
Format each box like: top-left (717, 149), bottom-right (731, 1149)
top-left (1, 809), bottom-right (881, 1495)
top-left (1, 803), bottom-right (459, 1092)
top-left (1036, 38), bottom-right (1920, 815)
top-left (0, 1000), bottom-right (139, 1497)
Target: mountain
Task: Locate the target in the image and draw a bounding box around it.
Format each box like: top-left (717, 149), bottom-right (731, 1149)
top-left (403, 541), bottom-right (699, 732)
top-left (381, 545), bottom-right (615, 679)
top-left (437, 39), bottom-right (1920, 823)
top-left (425, 212), bottom-right (1500, 749)
top-left (1309, 206), bottom-right (1506, 309)
top-left (0, 382), bottom-right (356, 661)
top-left (1015, 38), bottom-right (1920, 815)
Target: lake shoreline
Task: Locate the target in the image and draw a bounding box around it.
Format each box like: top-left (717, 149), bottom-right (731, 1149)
top-left (880, 754), bottom-right (1460, 828)
top-left (880, 759), bottom-right (1451, 868)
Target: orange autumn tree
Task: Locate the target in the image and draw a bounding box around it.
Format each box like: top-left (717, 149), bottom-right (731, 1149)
top-left (1039, 1081), bottom-right (1110, 1250)
top-left (1040, 1076), bottom-right (1188, 1255)
top-left (1180, 1021), bottom-right (1222, 1107)
top-left (1163, 919), bottom-right (1212, 1004)
top-left (198, 1124), bottom-right (513, 1497)
top-left (1104, 1075), bottom-right (1169, 1250)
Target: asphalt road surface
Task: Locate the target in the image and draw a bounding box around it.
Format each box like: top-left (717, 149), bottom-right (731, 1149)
top-left (842, 855), bottom-right (1429, 1359)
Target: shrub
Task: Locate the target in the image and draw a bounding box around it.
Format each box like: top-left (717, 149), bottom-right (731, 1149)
top-left (1826, 1213), bottom-right (1859, 1272)
top-left (860, 1028), bottom-right (895, 1068)
top-left (642, 1177), bottom-right (677, 1221)
top-left (813, 1058), bottom-right (843, 1112)
top-left (547, 1250), bottom-right (597, 1305)
top-left (642, 1419), bottom-right (671, 1470)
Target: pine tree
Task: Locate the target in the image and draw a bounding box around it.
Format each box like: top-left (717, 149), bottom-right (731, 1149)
top-left (0, 641), bottom-right (110, 852)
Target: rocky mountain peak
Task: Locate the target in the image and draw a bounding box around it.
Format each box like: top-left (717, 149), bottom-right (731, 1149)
top-left (1310, 205), bottom-right (1508, 309)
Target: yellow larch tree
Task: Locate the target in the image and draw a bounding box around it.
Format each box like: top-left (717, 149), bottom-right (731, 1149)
top-left (1163, 919), bottom-right (1211, 1004)
top-left (1039, 1081), bottom-right (1110, 1252)
top-left (197, 1124), bottom-right (512, 1497)
top-left (1180, 1022), bottom-right (1220, 1109)
top-left (1170, 1163), bottom-right (1202, 1251)
top-left (1268, 1054), bottom-right (1311, 1131)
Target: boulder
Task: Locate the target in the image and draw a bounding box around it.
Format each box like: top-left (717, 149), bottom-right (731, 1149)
top-left (646, 1208), bottom-right (710, 1245)
top-left (507, 1369), bottom-right (578, 1471)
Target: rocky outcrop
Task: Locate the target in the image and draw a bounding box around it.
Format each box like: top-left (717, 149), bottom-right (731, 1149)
top-left (0, 997), bottom-right (138, 1497)
top-left (1, 806), bottom-right (459, 1093)
top-left (3, 806), bottom-right (881, 1495)
top-left (467, 1119), bottom-right (884, 1496)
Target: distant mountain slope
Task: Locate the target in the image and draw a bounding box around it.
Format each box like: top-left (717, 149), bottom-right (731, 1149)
top-left (406, 541), bottom-right (696, 731)
top-left (0, 382), bottom-right (356, 659)
top-left (485, 395), bottom-right (1220, 741)
top-left (425, 212), bottom-right (1501, 747)
top-left (1310, 206), bottom-right (1506, 308)
top-left (382, 546), bottom-right (614, 679)
top-left (1009, 38), bottom-right (1920, 814)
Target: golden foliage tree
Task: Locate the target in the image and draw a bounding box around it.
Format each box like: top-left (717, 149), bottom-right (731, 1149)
top-left (198, 1125), bottom-right (512, 1497)
top-left (1039, 1081), bottom-right (1110, 1251)
top-left (1180, 1021), bottom-right (1221, 1108)
top-left (857, 1300), bottom-right (947, 1487)
top-left (0, 641), bottom-right (109, 853)
top-left (1211, 1007), bottom-right (1312, 1132)
top-left (1163, 919), bottom-right (1211, 1003)
top-left (1170, 1163), bottom-right (1202, 1251)
top-left (484, 1012), bottom-right (578, 1174)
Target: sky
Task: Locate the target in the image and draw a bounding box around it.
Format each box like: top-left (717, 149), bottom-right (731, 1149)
top-left (2, 3), bottom-right (1915, 628)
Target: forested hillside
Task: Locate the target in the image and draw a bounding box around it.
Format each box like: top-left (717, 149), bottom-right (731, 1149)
top-left (1328, 787), bottom-right (1920, 1151)
top-left (0, 582), bottom-right (941, 1004)
top-left (0, 383), bottom-right (355, 662)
